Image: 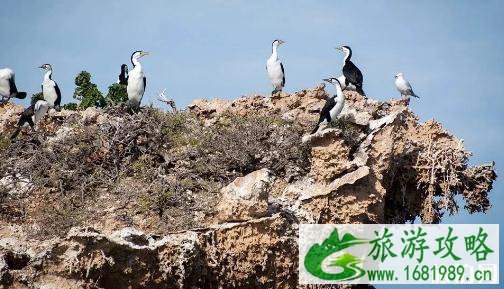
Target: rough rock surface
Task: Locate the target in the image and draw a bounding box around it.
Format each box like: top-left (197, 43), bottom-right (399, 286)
top-left (0, 85), bottom-right (497, 288)
top-left (215, 168), bottom-right (273, 222)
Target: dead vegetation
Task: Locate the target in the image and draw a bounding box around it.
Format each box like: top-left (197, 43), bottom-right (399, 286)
top-left (0, 106), bottom-right (310, 237)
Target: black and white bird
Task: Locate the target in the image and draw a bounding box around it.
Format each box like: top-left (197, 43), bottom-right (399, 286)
top-left (10, 98), bottom-right (49, 139)
top-left (0, 68), bottom-right (27, 104)
top-left (394, 73), bottom-right (419, 98)
top-left (266, 39), bottom-right (285, 95)
top-left (117, 64), bottom-right (128, 85)
top-left (335, 46), bottom-right (366, 96)
top-left (311, 78), bottom-right (346, 134)
top-left (337, 75), bottom-right (356, 91)
top-left (127, 51), bottom-right (148, 112)
top-left (39, 64), bottom-right (61, 110)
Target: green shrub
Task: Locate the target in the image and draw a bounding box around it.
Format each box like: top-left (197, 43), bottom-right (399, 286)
top-left (73, 71), bottom-right (106, 109)
top-left (62, 102), bottom-right (79, 110)
top-left (106, 83), bottom-right (128, 105)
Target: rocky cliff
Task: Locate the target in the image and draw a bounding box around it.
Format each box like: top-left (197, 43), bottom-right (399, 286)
top-left (0, 85), bottom-right (496, 288)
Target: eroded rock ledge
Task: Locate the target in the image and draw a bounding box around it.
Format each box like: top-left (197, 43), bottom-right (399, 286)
top-left (0, 85), bottom-right (496, 288)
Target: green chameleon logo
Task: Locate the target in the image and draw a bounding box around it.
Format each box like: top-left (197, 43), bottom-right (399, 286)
top-left (304, 228), bottom-right (369, 281)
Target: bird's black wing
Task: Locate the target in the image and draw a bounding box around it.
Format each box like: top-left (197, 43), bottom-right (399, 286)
top-left (119, 72), bottom-right (128, 85)
top-left (343, 60), bottom-right (363, 86)
top-left (8, 77), bottom-right (18, 94)
top-left (318, 96), bottom-right (336, 123)
top-left (54, 82), bottom-right (62, 106)
top-left (143, 77), bottom-right (147, 96)
top-left (280, 62), bottom-right (285, 86)
top-left (8, 77), bottom-right (26, 99)
top-left (17, 106), bottom-right (34, 126)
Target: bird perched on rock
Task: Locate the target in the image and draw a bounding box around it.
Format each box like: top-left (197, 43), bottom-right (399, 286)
top-left (39, 64), bottom-right (61, 110)
top-left (117, 64), bottom-right (128, 85)
top-left (335, 46), bottom-right (365, 96)
top-left (0, 68), bottom-right (27, 104)
top-left (10, 98), bottom-right (49, 139)
top-left (127, 50), bottom-right (149, 112)
top-left (311, 78), bottom-right (345, 134)
top-left (395, 73), bottom-right (419, 98)
top-left (266, 39), bottom-right (285, 95)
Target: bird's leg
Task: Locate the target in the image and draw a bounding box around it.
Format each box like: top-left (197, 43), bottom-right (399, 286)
top-left (0, 95), bottom-right (11, 106)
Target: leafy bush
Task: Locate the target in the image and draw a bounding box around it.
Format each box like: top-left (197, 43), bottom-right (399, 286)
top-left (73, 71), bottom-right (106, 109)
top-left (30, 92), bottom-right (44, 106)
top-left (106, 83), bottom-right (128, 105)
top-left (62, 102), bottom-right (79, 110)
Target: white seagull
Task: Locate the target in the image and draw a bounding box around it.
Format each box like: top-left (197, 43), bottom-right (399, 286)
top-left (395, 73), bottom-right (419, 98)
top-left (266, 39), bottom-right (285, 95)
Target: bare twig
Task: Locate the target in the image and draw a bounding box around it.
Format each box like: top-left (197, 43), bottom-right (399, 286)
top-left (156, 89), bottom-right (177, 112)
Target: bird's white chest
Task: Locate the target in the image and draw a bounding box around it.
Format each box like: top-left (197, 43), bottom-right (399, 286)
top-left (127, 69), bottom-right (145, 101)
top-left (0, 78), bottom-right (10, 97)
top-left (266, 56), bottom-right (283, 88)
top-left (395, 78), bottom-right (410, 91)
top-left (266, 57), bottom-right (282, 75)
top-left (42, 80), bottom-right (57, 105)
top-left (0, 69), bottom-right (14, 96)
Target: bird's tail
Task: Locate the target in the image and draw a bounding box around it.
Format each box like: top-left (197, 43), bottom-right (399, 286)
top-left (13, 92), bottom-right (27, 99)
top-left (356, 85), bottom-right (366, 96)
top-left (311, 125), bottom-right (319, 134)
top-left (10, 127), bottom-right (21, 140)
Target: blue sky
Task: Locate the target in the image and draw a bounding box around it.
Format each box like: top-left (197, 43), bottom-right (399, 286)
top-left (1, 0), bottom-right (502, 286)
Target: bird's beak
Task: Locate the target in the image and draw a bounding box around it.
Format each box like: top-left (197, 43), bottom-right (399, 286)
top-left (38, 65), bottom-right (43, 69)
top-left (322, 78), bottom-right (331, 83)
top-left (335, 46), bottom-right (342, 51)
top-left (279, 40), bottom-right (285, 44)
top-left (142, 51), bottom-right (150, 57)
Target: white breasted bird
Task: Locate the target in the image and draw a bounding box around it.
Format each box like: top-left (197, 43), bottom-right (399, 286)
top-left (39, 64), bottom-right (62, 110)
top-left (311, 77), bottom-right (346, 134)
top-left (395, 73), bottom-right (419, 98)
top-left (127, 50), bottom-right (149, 112)
top-left (266, 39), bottom-right (285, 95)
top-left (10, 98), bottom-right (49, 139)
top-left (117, 64), bottom-right (128, 85)
top-left (335, 46), bottom-right (365, 96)
top-left (0, 68), bottom-right (27, 104)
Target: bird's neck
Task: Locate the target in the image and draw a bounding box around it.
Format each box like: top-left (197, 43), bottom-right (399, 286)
top-left (343, 50), bottom-right (351, 64)
top-left (271, 45), bottom-right (279, 59)
top-left (132, 57), bottom-right (142, 68)
top-left (44, 70), bottom-right (52, 81)
top-left (335, 84), bottom-right (344, 101)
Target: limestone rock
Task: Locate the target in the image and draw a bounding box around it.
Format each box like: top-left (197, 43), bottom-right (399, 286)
top-left (215, 168), bottom-right (273, 222)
